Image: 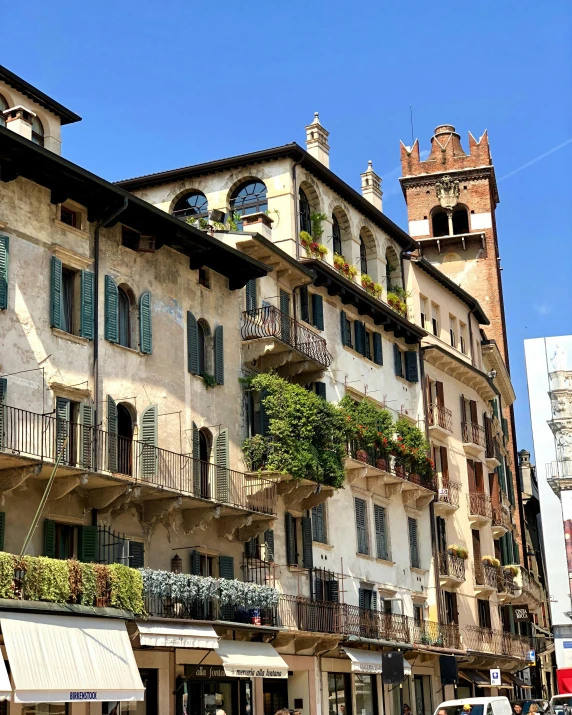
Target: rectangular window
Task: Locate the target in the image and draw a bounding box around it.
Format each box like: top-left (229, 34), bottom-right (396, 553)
top-left (444, 591), bottom-right (458, 624)
top-left (121, 226), bottom-right (140, 251)
top-left (55, 522), bottom-right (79, 560)
top-left (460, 322), bottom-right (467, 354)
top-left (374, 504), bottom-right (389, 560)
top-left (60, 205), bottom-right (80, 229)
top-left (360, 586), bottom-right (375, 610)
top-left (449, 315), bottom-right (457, 348)
top-left (355, 497), bottom-right (369, 555)
top-left (355, 674), bottom-right (377, 715)
top-left (408, 517), bottom-right (420, 568)
top-left (431, 303), bottom-right (439, 337)
top-left (478, 598), bottom-right (491, 629)
top-left (312, 503), bottom-right (327, 543)
top-left (61, 267), bottom-right (76, 334)
top-left (420, 296), bottom-right (427, 329)
top-left (198, 268), bottom-right (210, 288)
top-left (394, 344), bottom-right (404, 378)
top-left (413, 604), bottom-right (423, 625)
top-left (365, 330), bottom-right (372, 361)
top-left (345, 317), bottom-right (353, 348)
top-left (328, 673), bottom-right (352, 715)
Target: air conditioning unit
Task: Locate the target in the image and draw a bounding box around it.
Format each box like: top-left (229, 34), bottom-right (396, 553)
top-left (137, 236), bottom-right (156, 252)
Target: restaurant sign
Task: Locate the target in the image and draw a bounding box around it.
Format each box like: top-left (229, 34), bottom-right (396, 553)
top-left (186, 665), bottom-right (287, 679)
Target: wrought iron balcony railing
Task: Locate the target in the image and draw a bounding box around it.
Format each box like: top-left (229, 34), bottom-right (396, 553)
top-left (409, 618), bottom-right (462, 650)
top-left (428, 403), bottom-right (453, 432)
top-left (463, 626), bottom-right (532, 659)
top-left (438, 551), bottom-right (466, 581)
top-left (520, 567), bottom-right (544, 603)
top-left (462, 421), bottom-right (486, 448)
top-left (436, 477), bottom-right (461, 508)
top-left (492, 501), bottom-right (512, 531)
top-left (241, 306), bottom-right (332, 368)
top-left (346, 442), bottom-right (436, 491)
top-left (497, 571), bottom-right (517, 595)
top-left (467, 491), bottom-right (492, 519)
top-left (473, 562), bottom-right (498, 589)
top-left (0, 404), bottom-right (276, 514)
top-left (547, 460), bottom-right (572, 480)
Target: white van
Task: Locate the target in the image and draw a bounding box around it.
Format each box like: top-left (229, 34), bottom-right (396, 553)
top-left (550, 694), bottom-right (572, 715)
top-left (434, 697), bottom-right (513, 715)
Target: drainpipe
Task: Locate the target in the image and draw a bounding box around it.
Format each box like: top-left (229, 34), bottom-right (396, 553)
top-left (93, 198), bottom-right (129, 426)
top-left (419, 344), bottom-right (444, 624)
top-left (292, 158), bottom-right (303, 261)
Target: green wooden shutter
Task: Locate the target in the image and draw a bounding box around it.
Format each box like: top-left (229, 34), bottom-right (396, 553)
top-left (314, 382), bottom-right (326, 400)
top-left (394, 344), bottom-right (403, 378)
top-left (50, 256), bottom-right (63, 329)
top-left (359, 588), bottom-right (365, 610)
top-left (80, 269), bottom-right (94, 340)
top-left (285, 512), bottom-right (296, 565)
top-left (245, 536), bottom-right (257, 558)
top-left (0, 512), bottom-right (5, 551)
top-left (312, 294), bottom-right (324, 331)
top-left (405, 351), bottom-right (419, 383)
top-left (139, 291), bottom-right (152, 354)
top-left (129, 541), bottom-right (145, 569)
top-left (246, 279), bottom-right (257, 313)
top-left (55, 397), bottom-right (70, 464)
top-left (0, 377), bottom-right (6, 449)
top-left (506, 466), bottom-right (515, 505)
top-left (190, 549), bottom-right (201, 575)
top-left (355, 497), bottom-right (368, 555)
top-left (79, 403), bottom-right (94, 469)
top-left (141, 405), bottom-right (158, 479)
top-left (192, 422), bottom-right (201, 494)
top-left (302, 515), bottom-right (313, 568)
top-left (107, 395), bottom-right (118, 472)
top-left (353, 321), bottom-right (363, 355)
top-left (44, 519), bottom-right (56, 558)
top-left (502, 417), bottom-right (509, 440)
top-left (187, 311), bottom-right (199, 374)
top-left (0, 235), bottom-right (8, 310)
top-left (104, 275), bottom-right (119, 343)
top-left (373, 333), bottom-right (383, 365)
top-left (215, 429), bottom-right (229, 502)
top-left (214, 325), bottom-right (224, 385)
top-left (312, 504), bottom-right (325, 543)
top-left (513, 538), bottom-right (520, 564)
top-left (408, 517), bottom-right (420, 568)
top-left (280, 290), bottom-right (291, 342)
top-left (372, 591), bottom-right (378, 611)
top-left (326, 579), bottom-right (339, 603)
top-left (340, 310), bottom-right (348, 346)
top-left (491, 398), bottom-right (499, 419)
top-left (219, 555), bottom-right (234, 580)
top-left (300, 286), bottom-right (310, 323)
top-left (78, 525), bottom-right (98, 563)
top-left (374, 505), bottom-right (388, 560)
top-left (265, 529), bottom-right (275, 562)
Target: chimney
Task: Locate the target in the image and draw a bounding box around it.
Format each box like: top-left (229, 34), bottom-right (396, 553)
top-left (3, 105), bottom-right (35, 142)
top-left (360, 160), bottom-right (383, 211)
top-left (305, 112), bottom-right (330, 167)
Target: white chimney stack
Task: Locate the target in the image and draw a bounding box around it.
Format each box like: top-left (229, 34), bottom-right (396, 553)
top-left (360, 160), bottom-right (383, 211)
top-left (3, 105), bottom-right (35, 142)
top-left (305, 112), bottom-right (330, 168)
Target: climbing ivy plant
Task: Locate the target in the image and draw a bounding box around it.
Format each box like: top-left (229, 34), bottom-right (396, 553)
top-left (242, 373), bottom-right (346, 488)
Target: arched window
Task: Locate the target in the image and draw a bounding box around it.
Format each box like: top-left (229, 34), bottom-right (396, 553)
top-left (31, 116), bottom-right (44, 147)
top-left (118, 287), bottom-right (131, 348)
top-left (360, 237), bottom-right (368, 275)
top-left (0, 95), bottom-right (8, 128)
top-left (432, 209), bottom-right (449, 237)
top-left (332, 214), bottom-right (342, 256)
top-left (117, 403), bottom-right (134, 475)
top-left (299, 188), bottom-right (312, 234)
top-left (230, 180), bottom-right (267, 229)
top-left (452, 206), bottom-right (469, 235)
top-left (173, 191), bottom-right (208, 220)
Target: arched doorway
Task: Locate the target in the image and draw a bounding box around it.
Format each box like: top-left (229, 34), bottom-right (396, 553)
top-left (117, 403), bottom-right (133, 475)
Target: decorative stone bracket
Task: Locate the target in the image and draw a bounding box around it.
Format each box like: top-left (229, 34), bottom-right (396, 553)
top-left (0, 464), bottom-right (41, 492)
top-left (182, 506), bottom-right (220, 535)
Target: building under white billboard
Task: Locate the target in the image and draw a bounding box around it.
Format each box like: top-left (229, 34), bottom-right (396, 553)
top-left (525, 336), bottom-right (572, 678)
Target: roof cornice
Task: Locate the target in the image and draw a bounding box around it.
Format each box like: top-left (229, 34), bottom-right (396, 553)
top-left (116, 143), bottom-right (418, 251)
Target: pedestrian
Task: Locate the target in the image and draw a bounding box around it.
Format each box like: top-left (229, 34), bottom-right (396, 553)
top-left (463, 705), bottom-right (472, 715)
top-left (403, 705), bottom-right (412, 715)
top-left (513, 705), bottom-right (523, 715)
top-left (529, 705), bottom-right (540, 714)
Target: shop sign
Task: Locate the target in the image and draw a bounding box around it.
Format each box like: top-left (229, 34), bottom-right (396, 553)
top-left (514, 606), bottom-right (530, 623)
top-left (70, 692), bottom-right (98, 700)
top-left (490, 669), bottom-right (501, 686)
top-left (186, 666), bottom-right (228, 679)
top-left (224, 666), bottom-right (287, 679)
top-left (351, 663), bottom-right (383, 674)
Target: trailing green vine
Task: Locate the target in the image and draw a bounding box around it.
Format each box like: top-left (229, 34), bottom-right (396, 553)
top-left (242, 373), bottom-right (346, 488)
top-left (310, 212), bottom-right (328, 241)
top-left (200, 372), bottom-right (217, 390)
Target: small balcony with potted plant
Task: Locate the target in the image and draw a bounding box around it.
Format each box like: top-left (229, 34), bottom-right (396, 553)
top-left (439, 545), bottom-right (467, 588)
top-left (434, 477), bottom-right (461, 515)
top-left (473, 555), bottom-right (499, 596)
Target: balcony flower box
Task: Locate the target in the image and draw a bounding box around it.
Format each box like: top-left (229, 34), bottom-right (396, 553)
top-left (361, 274), bottom-right (383, 299)
top-left (334, 253), bottom-right (357, 280)
top-left (356, 449), bottom-right (369, 463)
top-left (300, 231), bottom-right (328, 259)
top-left (448, 545), bottom-right (468, 559)
top-left (376, 457), bottom-right (388, 472)
top-left (387, 292), bottom-right (407, 317)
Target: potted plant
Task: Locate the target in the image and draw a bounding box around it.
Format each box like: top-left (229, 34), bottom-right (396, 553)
top-left (448, 545), bottom-right (459, 557)
top-left (482, 555), bottom-right (495, 566)
top-left (333, 253), bottom-right (358, 280)
top-left (301, 231), bottom-right (328, 259)
top-left (456, 546), bottom-right (469, 560)
top-left (504, 564), bottom-right (520, 577)
top-left (361, 273), bottom-right (383, 299)
top-left (356, 449), bottom-right (369, 463)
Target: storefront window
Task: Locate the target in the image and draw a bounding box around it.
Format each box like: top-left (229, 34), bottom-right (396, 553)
top-left (22, 707), bottom-right (67, 715)
top-left (356, 674), bottom-right (377, 715)
top-left (328, 673), bottom-right (352, 715)
top-left (414, 675), bottom-right (432, 715)
top-left (104, 669), bottom-right (157, 715)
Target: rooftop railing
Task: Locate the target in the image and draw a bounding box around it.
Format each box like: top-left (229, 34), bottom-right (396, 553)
top-left (241, 306), bottom-right (332, 368)
top-left (0, 404), bottom-right (276, 514)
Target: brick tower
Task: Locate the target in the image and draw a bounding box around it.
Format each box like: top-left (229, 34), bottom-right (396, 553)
top-left (399, 124), bottom-right (525, 565)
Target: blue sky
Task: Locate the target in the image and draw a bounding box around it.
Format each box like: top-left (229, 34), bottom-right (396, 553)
top-left (4, 0), bottom-right (571, 456)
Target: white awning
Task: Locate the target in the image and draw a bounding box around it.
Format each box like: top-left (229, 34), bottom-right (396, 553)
top-left (1, 612), bottom-right (145, 703)
top-left (137, 621), bottom-right (219, 649)
top-left (344, 648), bottom-right (383, 674)
top-left (215, 640), bottom-right (288, 678)
top-left (0, 657), bottom-right (11, 701)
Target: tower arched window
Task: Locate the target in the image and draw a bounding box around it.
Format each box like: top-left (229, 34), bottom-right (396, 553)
top-left (118, 287), bottom-right (131, 348)
top-left (332, 214), bottom-right (342, 256)
top-left (299, 188), bottom-right (312, 234)
top-left (432, 209), bottom-right (449, 237)
top-left (0, 95), bottom-right (8, 128)
top-left (359, 237), bottom-right (367, 275)
top-left (31, 116), bottom-right (44, 147)
top-left (230, 180), bottom-right (267, 229)
top-left (173, 191), bottom-right (208, 221)
top-left (452, 206), bottom-right (469, 235)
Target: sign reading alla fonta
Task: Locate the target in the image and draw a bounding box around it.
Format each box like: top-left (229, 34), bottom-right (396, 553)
top-left (186, 665), bottom-right (287, 679)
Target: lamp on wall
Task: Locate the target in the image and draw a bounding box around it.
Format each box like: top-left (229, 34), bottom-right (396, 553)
top-left (209, 209), bottom-right (225, 223)
top-left (171, 554), bottom-right (182, 574)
